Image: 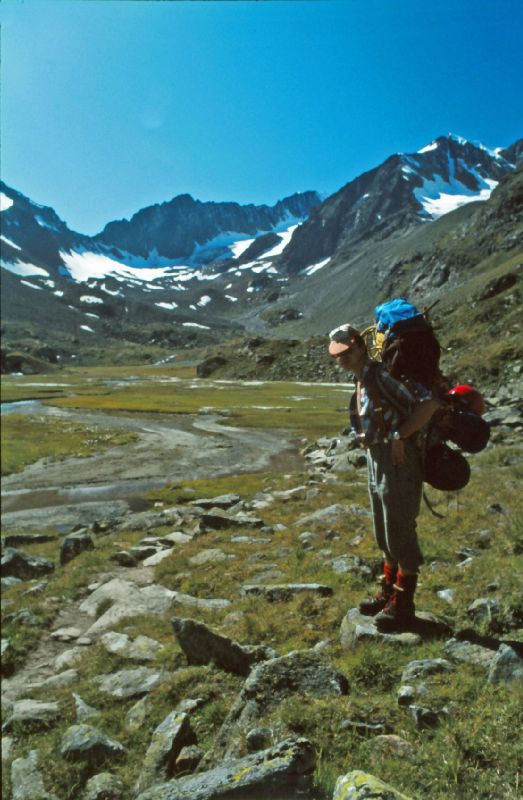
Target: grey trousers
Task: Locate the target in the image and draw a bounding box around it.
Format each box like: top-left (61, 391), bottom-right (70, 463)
top-left (366, 439), bottom-right (424, 573)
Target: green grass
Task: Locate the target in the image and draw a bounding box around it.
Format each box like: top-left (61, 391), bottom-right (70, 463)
top-left (1, 414), bottom-right (138, 475)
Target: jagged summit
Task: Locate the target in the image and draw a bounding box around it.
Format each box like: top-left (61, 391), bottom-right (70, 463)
top-left (1, 134), bottom-right (521, 368)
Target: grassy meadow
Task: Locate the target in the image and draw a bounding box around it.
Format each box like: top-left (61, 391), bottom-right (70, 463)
top-left (1, 365), bottom-right (522, 800)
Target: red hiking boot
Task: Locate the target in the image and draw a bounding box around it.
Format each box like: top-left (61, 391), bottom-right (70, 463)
top-left (358, 563), bottom-right (397, 616)
top-left (375, 572), bottom-right (417, 632)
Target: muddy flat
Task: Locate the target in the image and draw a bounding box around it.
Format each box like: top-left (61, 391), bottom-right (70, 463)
top-left (1, 405), bottom-right (302, 531)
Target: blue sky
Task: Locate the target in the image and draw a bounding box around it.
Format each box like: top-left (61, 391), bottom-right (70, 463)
top-left (1, 0), bottom-right (522, 235)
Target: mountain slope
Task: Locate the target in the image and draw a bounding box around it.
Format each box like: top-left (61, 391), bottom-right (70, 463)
top-left (1, 134), bottom-right (521, 375)
top-left (277, 134), bottom-right (520, 275)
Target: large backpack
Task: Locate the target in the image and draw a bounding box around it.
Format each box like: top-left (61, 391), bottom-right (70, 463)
top-left (372, 297), bottom-right (442, 391)
top-left (362, 297), bottom-right (490, 507)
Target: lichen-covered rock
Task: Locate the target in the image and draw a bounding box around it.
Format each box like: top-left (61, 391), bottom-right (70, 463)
top-left (100, 631), bottom-right (163, 661)
top-left (488, 644), bottom-right (523, 684)
top-left (175, 745), bottom-right (204, 773)
top-left (93, 667), bottom-right (168, 699)
top-left (27, 669), bottom-right (78, 692)
top-left (81, 580), bottom-right (176, 636)
top-left (443, 638), bottom-right (497, 670)
top-left (135, 711), bottom-right (196, 793)
top-left (188, 494), bottom-right (240, 509)
top-left (204, 649), bottom-right (348, 765)
top-left (135, 737), bottom-right (315, 800)
top-left (73, 693), bottom-right (99, 723)
top-left (409, 704), bottom-right (448, 729)
top-left (334, 769), bottom-right (413, 799)
top-left (3, 699), bottom-right (61, 732)
top-left (467, 598), bottom-right (501, 624)
top-left (125, 697), bottom-right (150, 731)
top-left (83, 771), bottom-right (125, 800)
top-left (171, 617), bottom-right (277, 676)
top-left (60, 532), bottom-right (95, 566)
top-left (240, 583), bottom-right (334, 601)
top-left (10, 749), bottom-right (58, 800)
top-left (1, 548), bottom-right (55, 581)
top-left (340, 608), bottom-right (422, 649)
top-left (365, 735), bottom-right (415, 759)
top-left (400, 658), bottom-right (454, 684)
top-left (61, 724), bottom-right (126, 766)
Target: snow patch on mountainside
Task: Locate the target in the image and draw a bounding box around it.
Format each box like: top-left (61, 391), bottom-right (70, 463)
top-left (304, 257), bottom-right (331, 276)
top-left (1, 235), bottom-right (22, 251)
top-left (262, 225), bottom-right (300, 258)
top-left (414, 168), bottom-right (498, 219)
top-left (230, 237), bottom-right (256, 258)
top-left (59, 248), bottom-right (212, 284)
top-left (0, 192), bottom-right (14, 211)
top-left (2, 259), bottom-right (49, 277)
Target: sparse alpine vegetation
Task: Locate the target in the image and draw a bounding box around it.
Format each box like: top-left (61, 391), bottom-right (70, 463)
top-left (1, 366), bottom-right (522, 800)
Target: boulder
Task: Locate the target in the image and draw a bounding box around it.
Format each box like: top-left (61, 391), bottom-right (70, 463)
top-left (73, 693), bottom-right (99, 723)
top-left (334, 770), bottom-right (413, 800)
top-left (100, 632), bottom-right (163, 662)
top-left (135, 712), bottom-right (196, 793)
top-left (340, 608), bottom-right (421, 650)
top-left (110, 551), bottom-right (139, 567)
top-left (467, 598), bottom-right (501, 624)
top-left (134, 737), bottom-right (315, 800)
top-left (1, 548), bottom-right (54, 581)
top-left (3, 699), bottom-right (60, 732)
top-left (93, 667), bottom-right (168, 699)
top-left (366, 735), bottom-right (415, 759)
top-left (60, 532), bottom-right (95, 566)
top-left (10, 749), bottom-right (58, 800)
top-left (201, 509), bottom-right (264, 530)
top-left (61, 724), bottom-right (126, 766)
top-left (171, 617), bottom-right (277, 676)
top-left (2, 735), bottom-right (13, 763)
top-left (143, 549), bottom-right (175, 567)
top-left (27, 669), bottom-right (78, 692)
top-left (443, 638), bottom-right (497, 671)
top-left (125, 697), bottom-right (149, 731)
top-left (188, 549), bottom-right (232, 567)
top-left (409, 705), bottom-right (448, 730)
top-left (401, 658), bottom-right (455, 684)
top-left (80, 579), bottom-right (176, 636)
top-left (205, 650), bottom-right (348, 764)
top-left (55, 647), bottom-right (84, 671)
top-left (488, 644), bottom-right (523, 684)
top-left (175, 745), bottom-right (204, 773)
top-left (240, 583), bottom-right (333, 602)
top-left (188, 494), bottom-right (240, 509)
top-left (171, 592), bottom-right (231, 611)
top-left (83, 772), bottom-right (125, 800)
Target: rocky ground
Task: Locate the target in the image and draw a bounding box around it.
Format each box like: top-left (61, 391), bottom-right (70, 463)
top-left (1, 385), bottom-right (523, 800)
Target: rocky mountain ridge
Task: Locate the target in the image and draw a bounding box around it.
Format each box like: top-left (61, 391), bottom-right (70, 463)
top-left (1, 134), bottom-right (521, 375)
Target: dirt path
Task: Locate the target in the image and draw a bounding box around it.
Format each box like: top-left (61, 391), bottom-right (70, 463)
top-left (2, 565), bottom-right (156, 702)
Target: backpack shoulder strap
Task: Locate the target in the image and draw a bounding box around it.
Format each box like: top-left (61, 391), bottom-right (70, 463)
top-left (364, 366), bottom-right (388, 438)
top-left (369, 362), bottom-right (411, 417)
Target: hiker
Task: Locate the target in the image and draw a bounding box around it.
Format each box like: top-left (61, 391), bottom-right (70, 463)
top-left (328, 323), bottom-right (442, 632)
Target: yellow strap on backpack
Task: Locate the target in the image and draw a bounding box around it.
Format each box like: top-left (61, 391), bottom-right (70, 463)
top-left (361, 324), bottom-right (384, 362)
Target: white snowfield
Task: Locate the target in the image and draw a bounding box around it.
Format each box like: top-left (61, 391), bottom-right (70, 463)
top-left (2, 259), bottom-right (49, 277)
top-left (1, 234), bottom-right (21, 250)
top-left (79, 295), bottom-right (104, 304)
top-left (414, 163), bottom-right (498, 219)
top-left (0, 192), bottom-right (14, 211)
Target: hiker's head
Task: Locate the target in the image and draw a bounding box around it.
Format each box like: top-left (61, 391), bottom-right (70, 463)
top-left (328, 324), bottom-right (366, 370)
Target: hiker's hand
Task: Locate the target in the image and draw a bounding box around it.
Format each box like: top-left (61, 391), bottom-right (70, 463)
top-left (391, 439), bottom-right (406, 466)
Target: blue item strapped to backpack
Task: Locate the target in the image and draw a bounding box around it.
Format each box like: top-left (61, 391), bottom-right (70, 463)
top-left (374, 298), bottom-right (425, 339)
